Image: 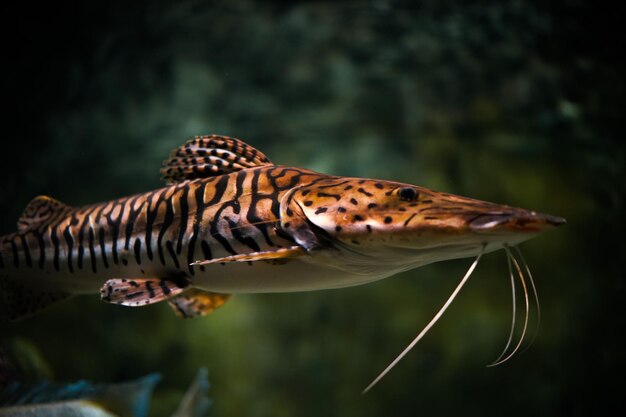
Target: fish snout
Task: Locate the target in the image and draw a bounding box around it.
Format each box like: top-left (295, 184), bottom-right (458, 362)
top-left (469, 211), bottom-right (566, 233)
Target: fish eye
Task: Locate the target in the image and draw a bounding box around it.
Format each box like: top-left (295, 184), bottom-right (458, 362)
top-left (398, 187), bottom-right (419, 202)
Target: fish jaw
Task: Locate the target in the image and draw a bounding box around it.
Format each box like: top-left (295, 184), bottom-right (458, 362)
top-left (279, 177), bottom-right (565, 274)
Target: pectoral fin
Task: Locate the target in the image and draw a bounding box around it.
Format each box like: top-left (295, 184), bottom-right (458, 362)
top-left (168, 289), bottom-right (231, 319)
top-left (100, 277), bottom-right (189, 307)
top-left (190, 246), bottom-right (304, 266)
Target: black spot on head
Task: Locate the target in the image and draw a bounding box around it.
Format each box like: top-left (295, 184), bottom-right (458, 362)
top-left (338, 207), bottom-right (346, 213)
top-left (344, 185), bottom-right (353, 190)
top-left (367, 203), bottom-right (378, 209)
top-left (302, 189), bottom-right (310, 196)
top-left (375, 183), bottom-right (384, 189)
top-left (315, 207), bottom-right (328, 215)
top-left (384, 216), bottom-right (393, 224)
top-left (318, 192), bottom-right (341, 200)
top-left (366, 224), bottom-right (373, 233)
top-left (335, 225), bottom-right (342, 232)
top-left (304, 201), bottom-right (313, 207)
top-left (353, 215), bottom-right (364, 222)
top-left (350, 198), bottom-right (358, 205)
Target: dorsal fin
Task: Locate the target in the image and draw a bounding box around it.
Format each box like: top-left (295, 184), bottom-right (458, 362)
top-left (17, 196), bottom-right (72, 233)
top-left (161, 135), bottom-right (273, 184)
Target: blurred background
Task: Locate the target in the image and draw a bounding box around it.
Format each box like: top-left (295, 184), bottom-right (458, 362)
top-left (0, 0), bottom-right (623, 416)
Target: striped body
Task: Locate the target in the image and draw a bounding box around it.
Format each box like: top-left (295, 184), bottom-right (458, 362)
top-left (0, 135), bottom-right (564, 320)
top-left (0, 166), bottom-right (371, 294)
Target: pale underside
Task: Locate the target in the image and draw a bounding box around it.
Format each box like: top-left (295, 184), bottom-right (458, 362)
top-left (9, 236), bottom-right (529, 295)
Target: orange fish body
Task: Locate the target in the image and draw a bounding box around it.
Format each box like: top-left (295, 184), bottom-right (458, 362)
top-left (0, 135), bottom-right (564, 320)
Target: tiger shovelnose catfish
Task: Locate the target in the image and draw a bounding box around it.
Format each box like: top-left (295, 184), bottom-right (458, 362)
top-left (0, 135), bottom-right (564, 386)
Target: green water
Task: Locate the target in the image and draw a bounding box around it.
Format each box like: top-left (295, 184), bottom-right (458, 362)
top-left (1, 1), bottom-right (623, 416)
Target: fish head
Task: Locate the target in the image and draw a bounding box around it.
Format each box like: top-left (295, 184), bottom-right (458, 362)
top-left (280, 177), bottom-right (565, 275)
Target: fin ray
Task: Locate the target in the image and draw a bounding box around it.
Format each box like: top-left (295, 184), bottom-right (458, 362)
top-left (17, 196), bottom-right (72, 233)
top-left (100, 277), bottom-right (189, 307)
top-left (161, 135), bottom-right (272, 184)
top-left (168, 289), bottom-right (231, 319)
top-left (191, 246), bottom-right (304, 266)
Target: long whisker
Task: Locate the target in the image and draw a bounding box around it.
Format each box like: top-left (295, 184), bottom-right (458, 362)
top-left (488, 244), bottom-right (517, 366)
top-left (487, 247), bottom-right (529, 367)
top-left (362, 246), bottom-right (485, 394)
top-left (513, 246), bottom-right (541, 353)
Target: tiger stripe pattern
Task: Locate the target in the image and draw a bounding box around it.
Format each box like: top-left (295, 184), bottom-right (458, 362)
top-left (0, 134), bottom-right (564, 322)
top-left (0, 165), bottom-right (327, 282)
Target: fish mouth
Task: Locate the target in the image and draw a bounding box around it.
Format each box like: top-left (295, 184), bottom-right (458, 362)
top-left (469, 211), bottom-right (566, 233)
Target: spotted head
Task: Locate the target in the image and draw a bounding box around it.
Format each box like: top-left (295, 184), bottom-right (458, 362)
top-left (279, 177), bottom-right (564, 276)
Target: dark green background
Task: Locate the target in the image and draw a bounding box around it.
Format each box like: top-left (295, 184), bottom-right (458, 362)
top-left (1, 1), bottom-right (623, 416)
